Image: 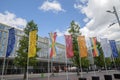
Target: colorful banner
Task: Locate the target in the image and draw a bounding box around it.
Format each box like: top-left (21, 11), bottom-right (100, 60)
top-left (6, 28), bottom-right (15, 57)
top-left (109, 40), bottom-right (119, 58)
top-left (90, 37), bottom-right (99, 57)
top-left (49, 32), bottom-right (57, 58)
top-left (77, 36), bottom-right (88, 57)
top-left (100, 38), bottom-right (112, 57)
top-left (65, 35), bottom-right (74, 58)
top-left (28, 30), bottom-right (37, 58)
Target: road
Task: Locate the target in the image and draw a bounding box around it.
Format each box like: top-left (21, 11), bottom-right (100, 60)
top-left (0, 70), bottom-right (120, 80)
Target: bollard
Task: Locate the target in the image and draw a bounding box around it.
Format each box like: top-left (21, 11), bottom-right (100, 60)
top-left (104, 75), bottom-right (112, 80)
top-left (78, 77), bottom-right (87, 80)
top-left (92, 76), bottom-right (100, 80)
top-left (114, 74), bottom-right (120, 79)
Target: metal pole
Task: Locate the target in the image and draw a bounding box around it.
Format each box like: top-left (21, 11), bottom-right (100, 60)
top-left (1, 31), bottom-right (8, 80)
top-left (113, 6), bottom-right (120, 27)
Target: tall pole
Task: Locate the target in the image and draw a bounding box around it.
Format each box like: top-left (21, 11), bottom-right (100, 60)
top-left (1, 31), bottom-right (8, 80)
top-left (113, 6), bottom-right (120, 27)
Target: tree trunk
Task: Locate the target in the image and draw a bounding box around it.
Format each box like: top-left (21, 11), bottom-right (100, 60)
top-left (23, 66), bottom-right (27, 80)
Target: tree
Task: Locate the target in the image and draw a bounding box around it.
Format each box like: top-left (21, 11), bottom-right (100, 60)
top-left (94, 41), bottom-right (111, 69)
top-left (68, 20), bottom-right (89, 75)
top-left (14, 20), bottom-right (40, 80)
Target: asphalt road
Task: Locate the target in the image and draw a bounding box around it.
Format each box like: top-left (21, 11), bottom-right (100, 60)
top-left (1, 70), bottom-right (120, 80)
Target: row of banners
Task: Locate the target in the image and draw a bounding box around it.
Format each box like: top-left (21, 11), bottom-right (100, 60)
top-left (49, 32), bottom-right (119, 59)
top-left (5, 29), bottom-right (119, 59)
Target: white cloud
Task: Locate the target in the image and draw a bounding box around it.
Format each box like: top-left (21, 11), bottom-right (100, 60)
top-left (74, 0), bottom-right (120, 41)
top-left (0, 11), bottom-right (27, 30)
top-left (39, 0), bottom-right (65, 13)
top-left (83, 17), bottom-right (89, 23)
top-left (55, 28), bottom-right (70, 37)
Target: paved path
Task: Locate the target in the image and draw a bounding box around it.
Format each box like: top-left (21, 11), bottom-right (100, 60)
top-left (0, 70), bottom-right (120, 80)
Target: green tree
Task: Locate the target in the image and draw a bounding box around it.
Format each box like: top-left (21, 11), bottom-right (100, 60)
top-left (14, 20), bottom-right (40, 80)
top-left (68, 20), bottom-right (89, 75)
top-left (94, 41), bottom-right (111, 69)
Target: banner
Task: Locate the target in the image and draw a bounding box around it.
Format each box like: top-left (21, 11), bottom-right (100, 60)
top-left (109, 40), bottom-right (119, 58)
top-left (77, 36), bottom-right (88, 57)
top-left (65, 35), bottom-right (74, 58)
top-left (100, 38), bottom-right (112, 57)
top-left (49, 32), bottom-right (57, 58)
top-left (6, 28), bottom-right (15, 57)
top-left (28, 30), bottom-right (37, 58)
top-left (90, 37), bottom-right (99, 57)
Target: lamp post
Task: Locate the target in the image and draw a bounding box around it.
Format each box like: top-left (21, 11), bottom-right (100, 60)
top-left (106, 6), bottom-right (120, 27)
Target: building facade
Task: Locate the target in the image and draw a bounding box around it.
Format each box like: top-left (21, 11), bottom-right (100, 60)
top-left (0, 23), bottom-right (72, 74)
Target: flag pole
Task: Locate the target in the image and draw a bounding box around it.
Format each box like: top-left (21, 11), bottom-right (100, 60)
top-left (27, 55), bottom-right (29, 80)
top-left (111, 54), bottom-right (117, 71)
top-left (90, 47), bottom-right (96, 76)
top-left (64, 48), bottom-right (69, 80)
top-left (77, 39), bottom-right (83, 77)
top-left (1, 56), bottom-right (6, 80)
top-left (1, 30), bottom-right (8, 80)
top-left (103, 55), bottom-right (108, 74)
top-left (48, 40), bottom-right (50, 80)
top-left (48, 57), bottom-right (50, 80)
top-left (109, 40), bottom-right (118, 71)
top-left (27, 31), bottom-right (30, 80)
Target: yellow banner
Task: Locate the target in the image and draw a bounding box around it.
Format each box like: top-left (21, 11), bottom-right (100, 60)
top-left (28, 30), bottom-right (37, 58)
top-left (77, 36), bottom-right (88, 58)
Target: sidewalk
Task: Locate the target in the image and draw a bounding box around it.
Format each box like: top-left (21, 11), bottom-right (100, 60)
top-left (0, 72), bottom-right (77, 79)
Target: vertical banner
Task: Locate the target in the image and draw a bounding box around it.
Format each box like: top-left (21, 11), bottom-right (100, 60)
top-left (6, 28), bottom-right (15, 57)
top-left (90, 37), bottom-right (99, 57)
top-left (28, 30), bottom-right (37, 58)
top-left (109, 40), bottom-right (119, 58)
top-left (49, 32), bottom-right (57, 58)
top-left (77, 36), bottom-right (88, 57)
top-left (100, 38), bottom-right (112, 57)
top-left (64, 35), bottom-right (74, 58)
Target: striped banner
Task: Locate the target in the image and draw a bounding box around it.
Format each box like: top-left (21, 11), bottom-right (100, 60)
top-left (49, 32), bottom-right (57, 58)
top-left (90, 37), bottom-right (99, 57)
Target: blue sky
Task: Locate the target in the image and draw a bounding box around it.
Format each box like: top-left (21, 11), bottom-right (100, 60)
top-left (0, 0), bottom-right (120, 44)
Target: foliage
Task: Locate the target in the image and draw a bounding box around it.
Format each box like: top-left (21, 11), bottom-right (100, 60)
top-left (14, 20), bottom-right (40, 80)
top-left (81, 57), bottom-right (90, 68)
top-left (68, 20), bottom-right (89, 75)
top-left (94, 41), bottom-right (111, 68)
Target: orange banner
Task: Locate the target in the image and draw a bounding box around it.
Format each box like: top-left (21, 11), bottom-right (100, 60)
top-left (77, 36), bottom-right (88, 58)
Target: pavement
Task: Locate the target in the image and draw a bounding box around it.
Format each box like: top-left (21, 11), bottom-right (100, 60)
top-left (0, 70), bottom-right (120, 80)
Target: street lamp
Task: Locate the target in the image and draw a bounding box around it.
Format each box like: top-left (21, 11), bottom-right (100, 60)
top-left (106, 6), bottom-right (120, 27)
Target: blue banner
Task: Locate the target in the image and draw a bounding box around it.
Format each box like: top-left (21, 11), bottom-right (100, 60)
top-left (6, 28), bottom-right (15, 57)
top-left (109, 40), bottom-right (119, 58)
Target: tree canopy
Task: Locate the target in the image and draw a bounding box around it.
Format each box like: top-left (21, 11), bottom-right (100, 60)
top-left (14, 20), bottom-right (40, 80)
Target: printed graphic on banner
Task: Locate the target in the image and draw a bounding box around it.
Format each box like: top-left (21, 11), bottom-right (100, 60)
top-left (49, 32), bottom-right (57, 58)
top-left (28, 30), bottom-right (37, 58)
top-left (6, 28), bottom-right (15, 57)
top-left (77, 36), bottom-right (88, 58)
top-left (90, 37), bottom-right (99, 57)
top-left (65, 35), bottom-right (74, 58)
top-left (109, 40), bottom-right (119, 58)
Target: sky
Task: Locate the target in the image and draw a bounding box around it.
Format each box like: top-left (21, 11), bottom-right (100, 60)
top-left (0, 0), bottom-right (120, 44)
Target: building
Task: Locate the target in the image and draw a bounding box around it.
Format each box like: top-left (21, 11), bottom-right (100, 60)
top-left (0, 23), bottom-right (73, 74)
